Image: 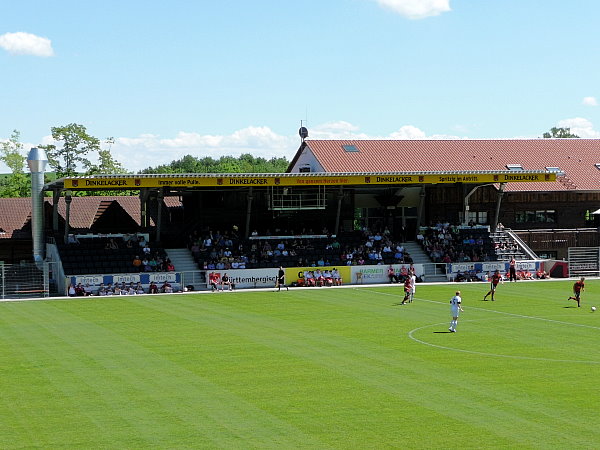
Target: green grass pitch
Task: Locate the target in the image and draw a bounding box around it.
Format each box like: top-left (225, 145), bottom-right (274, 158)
top-left (1, 279), bottom-right (599, 448)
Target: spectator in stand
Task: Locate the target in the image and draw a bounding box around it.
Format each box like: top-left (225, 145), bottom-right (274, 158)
top-left (332, 268), bottom-right (342, 285)
top-left (322, 269), bottom-right (333, 286)
top-left (149, 281), bottom-right (159, 294)
top-left (162, 281), bottom-right (173, 293)
top-left (208, 272), bottom-right (220, 291)
top-left (166, 260), bottom-right (175, 272)
top-left (388, 265), bottom-right (398, 283)
top-left (304, 270), bottom-right (315, 287)
top-left (191, 241), bottom-right (201, 261)
top-left (132, 255), bottom-right (142, 272)
top-left (314, 269), bottom-right (324, 286)
top-left (136, 282), bottom-right (145, 294)
top-left (220, 273), bottom-right (233, 291)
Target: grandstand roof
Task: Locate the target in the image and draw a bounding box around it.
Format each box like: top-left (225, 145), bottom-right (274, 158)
top-left (0, 196), bottom-right (181, 239)
top-left (291, 139), bottom-right (600, 192)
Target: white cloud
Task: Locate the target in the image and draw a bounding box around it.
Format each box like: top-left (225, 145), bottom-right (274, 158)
top-left (309, 121), bottom-right (370, 140)
top-left (0, 123), bottom-right (462, 174)
top-left (374, 0), bottom-right (451, 19)
top-left (557, 117), bottom-right (600, 138)
top-left (113, 127), bottom-right (297, 171)
top-left (0, 32), bottom-right (54, 57)
top-left (582, 96), bottom-right (598, 106)
top-left (389, 125), bottom-right (427, 139)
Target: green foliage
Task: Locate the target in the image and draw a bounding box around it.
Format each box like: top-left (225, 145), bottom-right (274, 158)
top-left (141, 153), bottom-right (289, 174)
top-left (84, 138), bottom-right (128, 175)
top-left (39, 123), bottom-right (101, 177)
top-left (542, 127), bottom-right (580, 138)
top-left (1, 281), bottom-right (599, 448)
top-left (36, 125), bottom-right (131, 196)
top-left (0, 130), bottom-right (30, 197)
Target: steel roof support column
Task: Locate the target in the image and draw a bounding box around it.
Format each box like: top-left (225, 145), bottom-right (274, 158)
top-left (140, 188), bottom-right (149, 228)
top-left (155, 188), bottom-right (163, 243)
top-left (416, 186), bottom-right (426, 230)
top-left (63, 191), bottom-right (72, 245)
top-left (245, 187), bottom-right (253, 239)
top-left (492, 183), bottom-right (506, 232)
top-left (334, 186), bottom-right (344, 235)
top-left (52, 189), bottom-right (61, 233)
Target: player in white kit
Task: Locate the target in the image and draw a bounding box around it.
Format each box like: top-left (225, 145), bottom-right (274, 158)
top-left (449, 290), bottom-right (463, 333)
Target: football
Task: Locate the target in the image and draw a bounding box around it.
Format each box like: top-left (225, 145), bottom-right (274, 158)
top-left (592, 306), bottom-right (597, 312)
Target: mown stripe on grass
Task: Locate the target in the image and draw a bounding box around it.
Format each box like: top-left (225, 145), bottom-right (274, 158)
top-left (0, 300), bottom-right (330, 449)
top-left (134, 292), bottom-right (599, 448)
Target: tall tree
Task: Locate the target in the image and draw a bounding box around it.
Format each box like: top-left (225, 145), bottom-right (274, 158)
top-left (40, 123), bottom-right (101, 177)
top-left (0, 130), bottom-right (29, 197)
top-left (84, 138), bottom-right (128, 175)
top-left (141, 153), bottom-right (289, 174)
top-left (542, 127), bottom-right (579, 138)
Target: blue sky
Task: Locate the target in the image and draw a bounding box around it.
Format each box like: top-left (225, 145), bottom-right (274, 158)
top-left (1, 0), bottom-right (599, 172)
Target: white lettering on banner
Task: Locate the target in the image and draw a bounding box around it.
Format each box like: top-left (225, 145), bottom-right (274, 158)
top-left (515, 262), bottom-right (536, 270)
top-left (114, 274), bottom-right (140, 283)
top-left (482, 263), bottom-right (505, 272)
top-left (358, 268), bottom-right (385, 279)
top-left (350, 264), bottom-right (424, 284)
top-left (451, 264), bottom-right (475, 273)
top-left (75, 276), bottom-right (103, 285)
top-left (149, 273), bottom-right (177, 282)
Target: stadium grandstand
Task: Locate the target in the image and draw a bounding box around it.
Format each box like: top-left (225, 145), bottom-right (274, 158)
top-left (3, 135), bottom-right (600, 298)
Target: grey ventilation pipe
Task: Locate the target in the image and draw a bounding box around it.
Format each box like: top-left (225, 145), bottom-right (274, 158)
top-left (27, 147), bottom-right (48, 263)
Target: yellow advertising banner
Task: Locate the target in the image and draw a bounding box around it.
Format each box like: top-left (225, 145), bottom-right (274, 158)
top-left (63, 172), bottom-right (556, 190)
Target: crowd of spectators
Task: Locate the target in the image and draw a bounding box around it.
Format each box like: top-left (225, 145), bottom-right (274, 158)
top-left (417, 222), bottom-right (493, 263)
top-left (187, 225), bottom-right (414, 271)
top-left (297, 268), bottom-right (343, 287)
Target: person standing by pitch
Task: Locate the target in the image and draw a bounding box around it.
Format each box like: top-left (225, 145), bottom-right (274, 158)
top-left (509, 256), bottom-right (517, 282)
top-left (276, 266), bottom-right (288, 291)
top-left (449, 290), bottom-right (463, 333)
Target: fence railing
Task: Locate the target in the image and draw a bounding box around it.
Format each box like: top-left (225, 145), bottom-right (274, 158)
top-left (514, 228), bottom-right (600, 250)
top-left (0, 262), bottom-right (49, 300)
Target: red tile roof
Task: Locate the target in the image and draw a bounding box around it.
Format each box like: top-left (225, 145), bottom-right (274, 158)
top-left (302, 139), bottom-right (600, 191)
top-left (0, 198), bottom-right (31, 239)
top-left (0, 196), bottom-right (182, 239)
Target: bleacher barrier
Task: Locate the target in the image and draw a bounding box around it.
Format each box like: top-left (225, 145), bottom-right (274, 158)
top-left (0, 262), bottom-right (50, 300)
top-left (568, 247), bottom-right (600, 278)
top-left (446, 260), bottom-right (565, 280)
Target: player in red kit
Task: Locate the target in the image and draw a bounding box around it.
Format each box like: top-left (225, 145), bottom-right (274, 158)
top-left (483, 270), bottom-right (503, 301)
top-left (401, 276), bottom-right (413, 305)
top-left (567, 277), bottom-right (585, 307)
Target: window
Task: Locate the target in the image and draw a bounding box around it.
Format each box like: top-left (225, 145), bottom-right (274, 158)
top-left (545, 167), bottom-right (564, 176)
top-left (459, 211), bottom-right (488, 224)
top-left (506, 164), bottom-right (524, 171)
top-left (342, 144), bottom-right (359, 152)
top-left (515, 210), bottom-right (556, 223)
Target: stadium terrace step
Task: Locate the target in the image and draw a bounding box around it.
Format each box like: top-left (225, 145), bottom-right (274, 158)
top-left (164, 248), bottom-right (199, 272)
